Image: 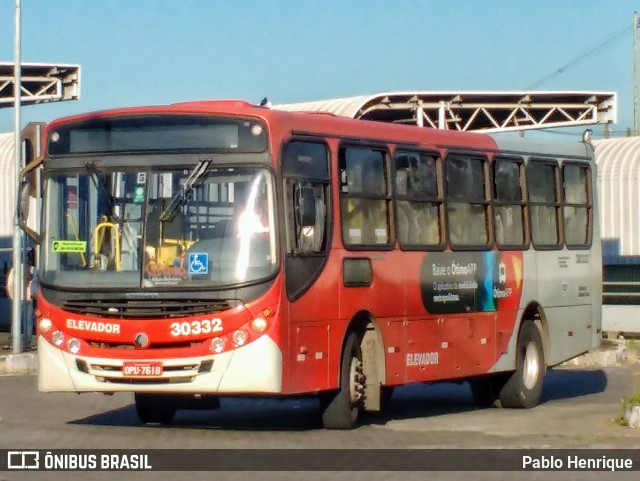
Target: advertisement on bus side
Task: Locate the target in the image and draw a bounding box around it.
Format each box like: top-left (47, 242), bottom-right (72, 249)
top-left (420, 251), bottom-right (523, 314)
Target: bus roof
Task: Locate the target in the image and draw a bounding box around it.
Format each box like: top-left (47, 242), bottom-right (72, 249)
top-left (47, 99), bottom-right (499, 153)
top-left (490, 134), bottom-right (593, 160)
top-left (46, 99), bottom-right (594, 159)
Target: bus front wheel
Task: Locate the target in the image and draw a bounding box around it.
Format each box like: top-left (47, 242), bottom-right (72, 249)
top-left (499, 322), bottom-right (546, 409)
top-left (134, 393), bottom-right (176, 425)
top-left (320, 331), bottom-right (365, 429)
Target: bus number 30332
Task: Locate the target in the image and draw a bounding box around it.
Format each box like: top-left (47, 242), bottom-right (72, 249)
top-left (170, 319), bottom-right (223, 337)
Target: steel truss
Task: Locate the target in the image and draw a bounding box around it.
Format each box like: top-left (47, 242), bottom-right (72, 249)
top-left (275, 91), bottom-right (617, 133)
top-left (0, 62), bottom-right (80, 107)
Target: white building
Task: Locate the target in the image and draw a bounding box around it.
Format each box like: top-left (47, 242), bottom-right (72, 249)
top-left (594, 137), bottom-right (640, 334)
top-left (0, 133), bottom-right (16, 329)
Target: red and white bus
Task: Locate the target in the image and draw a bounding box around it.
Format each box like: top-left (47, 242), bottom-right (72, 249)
top-left (18, 100), bottom-right (601, 429)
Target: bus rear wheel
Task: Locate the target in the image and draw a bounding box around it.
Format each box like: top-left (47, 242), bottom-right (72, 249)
top-left (498, 322), bottom-right (546, 409)
top-left (134, 393), bottom-right (176, 425)
top-left (320, 331), bottom-right (365, 429)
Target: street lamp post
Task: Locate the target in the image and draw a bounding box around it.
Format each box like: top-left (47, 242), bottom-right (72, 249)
top-left (11, 0), bottom-right (24, 354)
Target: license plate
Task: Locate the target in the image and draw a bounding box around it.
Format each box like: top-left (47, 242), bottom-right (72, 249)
top-left (122, 361), bottom-right (163, 377)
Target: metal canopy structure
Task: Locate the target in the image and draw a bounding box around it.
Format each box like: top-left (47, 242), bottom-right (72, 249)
top-left (0, 62), bottom-right (80, 107)
top-left (275, 91), bottom-right (617, 133)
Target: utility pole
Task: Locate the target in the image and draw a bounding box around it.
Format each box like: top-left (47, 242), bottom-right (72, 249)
top-left (11, 0), bottom-right (23, 353)
top-left (634, 11), bottom-right (639, 136)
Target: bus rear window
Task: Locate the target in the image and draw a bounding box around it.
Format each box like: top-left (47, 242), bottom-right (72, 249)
top-left (47, 115), bottom-right (268, 155)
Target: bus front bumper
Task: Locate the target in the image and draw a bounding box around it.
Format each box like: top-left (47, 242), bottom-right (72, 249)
top-left (37, 335), bottom-right (282, 394)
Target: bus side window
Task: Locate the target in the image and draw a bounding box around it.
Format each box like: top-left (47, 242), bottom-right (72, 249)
top-left (493, 158), bottom-right (525, 247)
top-left (446, 155), bottom-right (489, 247)
top-left (527, 161), bottom-right (560, 247)
top-left (562, 163), bottom-right (591, 247)
top-left (394, 152), bottom-right (442, 248)
top-left (340, 147), bottom-right (390, 247)
top-left (282, 141), bottom-right (330, 255)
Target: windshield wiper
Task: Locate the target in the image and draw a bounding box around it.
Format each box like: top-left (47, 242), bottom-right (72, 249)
top-left (159, 158), bottom-right (212, 222)
top-left (85, 161), bottom-right (119, 222)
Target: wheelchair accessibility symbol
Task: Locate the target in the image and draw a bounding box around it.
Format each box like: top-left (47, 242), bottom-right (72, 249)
top-left (188, 253), bottom-right (209, 275)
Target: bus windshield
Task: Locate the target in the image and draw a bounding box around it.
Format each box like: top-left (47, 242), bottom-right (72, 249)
top-left (40, 165), bottom-right (277, 289)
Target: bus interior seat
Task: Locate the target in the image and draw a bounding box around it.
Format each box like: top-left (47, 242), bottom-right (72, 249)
top-left (531, 205), bottom-right (557, 244)
top-left (396, 201), bottom-right (412, 244)
top-left (365, 201), bottom-right (388, 244)
top-left (418, 207), bottom-right (439, 245)
top-left (495, 206), bottom-right (513, 244)
top-left (447, 203), bottom-right (468, 245)
top-left (564, 206), bottom-right (587, 244)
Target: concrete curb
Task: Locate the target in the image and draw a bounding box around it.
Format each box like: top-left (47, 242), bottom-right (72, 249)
top-left (0, 351), bottom-right (37, 374)
top-left (562, 341), bottom-right (637, 368)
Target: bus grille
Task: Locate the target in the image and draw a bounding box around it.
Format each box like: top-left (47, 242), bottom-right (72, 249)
top-left (87, 340), bottom-right (203, 350)
top-left (62, 298), bottom-right (232, 319)
top-left (101, 377), bottom-right (195, 385)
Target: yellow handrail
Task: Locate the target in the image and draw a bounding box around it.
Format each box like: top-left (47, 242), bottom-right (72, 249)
top-left (93, 221), bottom-right (121, 271)
top-left (64, 213), bottom-right (87, 267)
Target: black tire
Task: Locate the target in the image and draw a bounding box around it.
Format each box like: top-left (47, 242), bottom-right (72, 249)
top-left (469, 373), bottom-right (508, 408)
top-left (498, 322), bottom-right (546, 409)
top-left (134, 393), bottom-right (176, 425)
top-left (321, 332), bottom-right (364, 429)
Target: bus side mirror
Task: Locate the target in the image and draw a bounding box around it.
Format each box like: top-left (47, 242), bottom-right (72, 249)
top-left (18, 157), bottom-right (43, 244)
top-left (296, 186), bottom-right (316, 228)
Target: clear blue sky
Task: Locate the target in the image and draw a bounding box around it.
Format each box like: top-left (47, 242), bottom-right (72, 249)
top-left (0, 0), bottom-right (635, 137)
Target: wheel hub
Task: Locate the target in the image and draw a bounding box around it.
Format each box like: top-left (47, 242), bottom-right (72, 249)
top-left (349, 357), bottom-right (365, 403)
top-left (523, 341), bottom-right (540, 390)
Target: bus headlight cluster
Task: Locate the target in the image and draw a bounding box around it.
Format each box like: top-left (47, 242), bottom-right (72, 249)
top-left (210, 337), bottom-right (225, 353)
top-left (208, 316), bottom-right (270, 354)
top-left (39, 318), bottom-right (53, 333)
top-left (232, 329), bottom-right (248, 347)
top-left (68, 338), bottom-right (81, 354)
top-left (250, 317), bottom-right (268, 333)
top-left (51, 330), bottom-right (64, 346)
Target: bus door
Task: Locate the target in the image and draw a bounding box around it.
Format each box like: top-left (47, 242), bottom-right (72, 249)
top-left (560, 162), bottom-right (594, 349)
top-left (528, 160), bottom-right (593, 363)
top-left (337, 145), bottom-right (405, 373)
top-left (433, 154), bottom-right (499, 378)
top-left (394, 151), bottom-right (450, 382)
top-left (282, 141), bottom-right (334, 392)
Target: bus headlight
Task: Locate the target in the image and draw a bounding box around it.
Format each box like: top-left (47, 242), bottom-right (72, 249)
top-left (68, 338), bottom-right (81, 354)
top-left (250, 317), bottom-right (268, 333)
top-left (210, 337), bottom-right (225, 353)
top-left (39, 318), bottom-right (53, 333)
top-left (51, 330), bottom-right (64, 346)
top-left (232, 329), bottom-right (248, 347)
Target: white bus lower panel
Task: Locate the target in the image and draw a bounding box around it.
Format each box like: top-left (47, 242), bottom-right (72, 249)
top-left (37, 335), bottom-right (283, 394)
